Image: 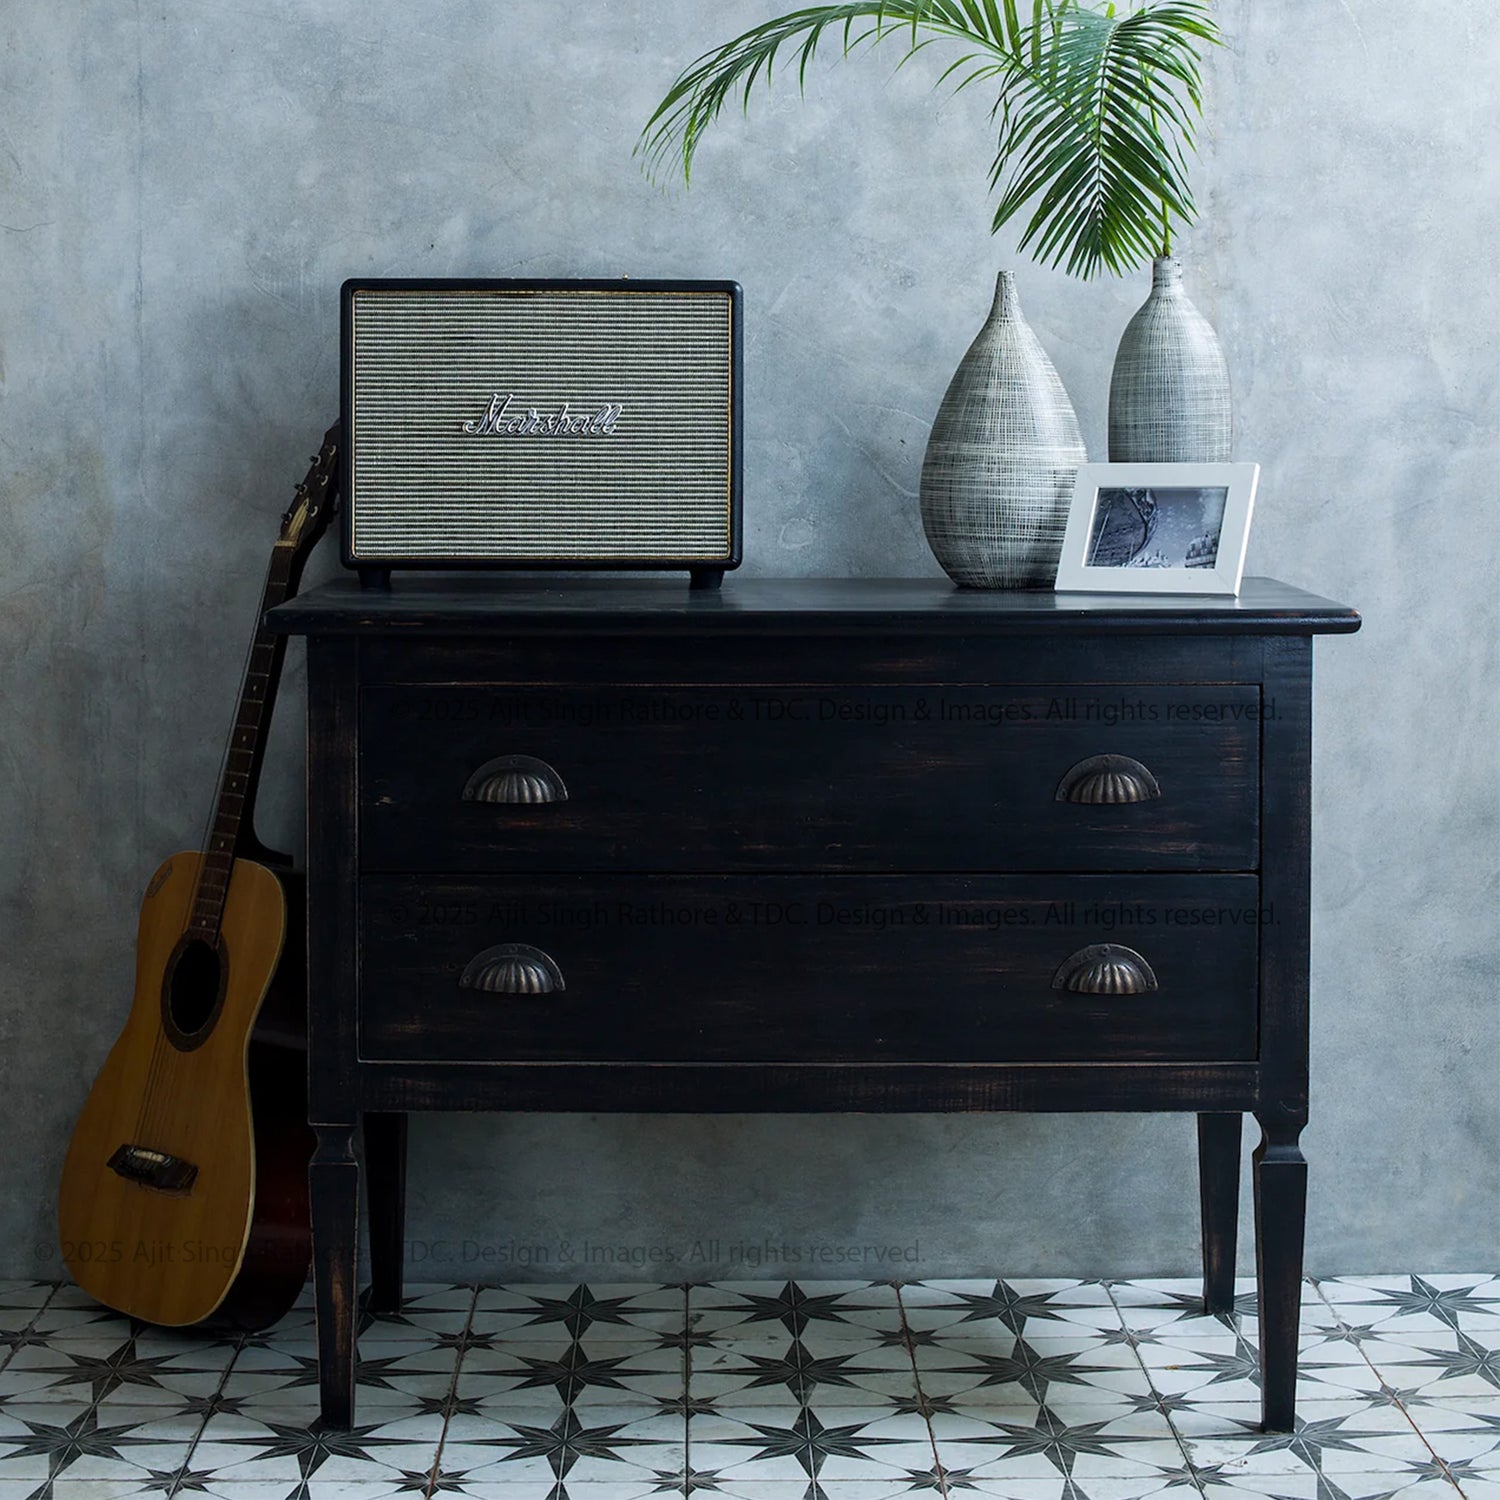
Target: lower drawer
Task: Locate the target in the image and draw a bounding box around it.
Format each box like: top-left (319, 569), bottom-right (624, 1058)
top-left (358, 876), bottom-right (1261, 1064)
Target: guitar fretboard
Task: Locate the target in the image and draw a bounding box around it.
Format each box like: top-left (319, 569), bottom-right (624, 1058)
top-left (181, 433), bottom-right (338, 945)
top-left (185, 546), bottom-right (298, 943)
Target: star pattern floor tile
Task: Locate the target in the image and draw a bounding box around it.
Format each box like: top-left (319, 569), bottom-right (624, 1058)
top-left (0, 1285), bottom-right (53, 1341)
top-left (0, 1274), bottom-right (1492, 1499)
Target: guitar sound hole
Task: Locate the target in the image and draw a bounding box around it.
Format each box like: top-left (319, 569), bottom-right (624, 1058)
top-left (165, 939), bottom-right (225, 1043)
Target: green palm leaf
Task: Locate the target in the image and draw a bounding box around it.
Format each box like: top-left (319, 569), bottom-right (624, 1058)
top-left (636, 0), bottom-right (1219, 280)
top-left (989, 5), bottom-right (1218, 276)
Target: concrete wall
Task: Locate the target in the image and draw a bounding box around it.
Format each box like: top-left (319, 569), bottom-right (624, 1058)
top-left (2, 0), bottom-right (1495, 1284)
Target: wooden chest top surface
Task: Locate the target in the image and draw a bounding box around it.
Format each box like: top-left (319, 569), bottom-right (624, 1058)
top-left (266, 575), bottom-right (1360, 637)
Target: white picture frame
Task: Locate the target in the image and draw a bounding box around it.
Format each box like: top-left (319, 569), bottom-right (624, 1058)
top-left (1054, 462), bottom-right (1260, 596)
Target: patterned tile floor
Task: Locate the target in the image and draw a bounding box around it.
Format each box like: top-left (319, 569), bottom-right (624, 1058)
top-left (0, 1273), bottom-right (1497, 1500)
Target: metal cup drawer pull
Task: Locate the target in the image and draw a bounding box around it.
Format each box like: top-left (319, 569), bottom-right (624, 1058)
top-left (1056, 754), bottom-right (1161, 805)
top-left (462, 755), bottom-right (569, 805)
top-left (1052, 943), bottom-right (1159, 995)
top-left (459, 943), bottom-right (566, 995)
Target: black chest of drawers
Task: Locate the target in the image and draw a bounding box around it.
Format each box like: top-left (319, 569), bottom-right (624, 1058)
top-left (266, 575), bottom-right (1360, 1431)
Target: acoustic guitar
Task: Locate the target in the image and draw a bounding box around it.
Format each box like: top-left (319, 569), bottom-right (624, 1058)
top-left (57, 426), bottom-right (339, 1330)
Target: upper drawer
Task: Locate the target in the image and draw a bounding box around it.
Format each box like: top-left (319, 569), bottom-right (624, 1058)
top-left (359, 684), bottom-right (1261, 873)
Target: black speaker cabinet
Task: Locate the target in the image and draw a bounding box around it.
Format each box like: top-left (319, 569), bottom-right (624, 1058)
top-left (341, 279), bottom-right (743, 587)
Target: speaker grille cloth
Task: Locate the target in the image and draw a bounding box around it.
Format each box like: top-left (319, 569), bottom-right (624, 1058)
top-left (349, 289), bottom-right (734, 561)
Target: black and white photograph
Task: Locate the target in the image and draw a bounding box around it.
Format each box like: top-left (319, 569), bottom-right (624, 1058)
top-left (1086, 484), bottom-right (1228, 569)
top-left (1057, 463), bottom-right (1260, 595)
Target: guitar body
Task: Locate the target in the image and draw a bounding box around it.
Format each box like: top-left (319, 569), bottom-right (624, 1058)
top-left (58, 852), bottom-right (312, 1329)
top-left (58, 425), bottom-right (337, 1332)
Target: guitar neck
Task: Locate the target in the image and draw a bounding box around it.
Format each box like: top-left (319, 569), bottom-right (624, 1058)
top-left (180, 425), bottom-right (340, 944)
top-left (184, 543), bottom-right (309, 943)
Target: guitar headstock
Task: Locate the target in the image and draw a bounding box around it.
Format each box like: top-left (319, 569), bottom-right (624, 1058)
top-left (278, 422), bottom-right (341, 557)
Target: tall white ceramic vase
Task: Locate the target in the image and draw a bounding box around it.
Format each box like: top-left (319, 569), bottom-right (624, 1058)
top-left (920, 271), bottom-right (1087, 590)
top-left (1108, 256), bottom-right (1232, 462)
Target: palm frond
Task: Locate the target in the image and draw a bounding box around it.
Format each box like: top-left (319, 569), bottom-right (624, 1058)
top-left (636, 0), bottom-right (1219, 280)
top-left (989, 3), bottom-right (1218, 277)
top-left (636, 3), bottom-right (1003, 185)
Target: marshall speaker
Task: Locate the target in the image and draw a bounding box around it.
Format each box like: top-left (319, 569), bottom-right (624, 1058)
top-left (341, 279), bottom-right (743, 587)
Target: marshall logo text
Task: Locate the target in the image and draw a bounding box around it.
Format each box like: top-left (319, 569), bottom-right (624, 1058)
top-left (463, 393), bottom-right (624, 438)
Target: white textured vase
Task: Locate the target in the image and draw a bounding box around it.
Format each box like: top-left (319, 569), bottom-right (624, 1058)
top-left (920, 271), bottom-right (1087, 590)
top-left (1108, 256), bottom-right (1232, 462)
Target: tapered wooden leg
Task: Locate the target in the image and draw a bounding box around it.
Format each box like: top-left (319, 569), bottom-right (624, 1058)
top-left (364, 1112), bottom-right (408, 1315)
top-left (1253, 1116), bottom-right (1307, 1432)
top-left (311, 1123), bottom-right (360, 1429)
top-left (1198, 1113), bottom-right (1242, 1317)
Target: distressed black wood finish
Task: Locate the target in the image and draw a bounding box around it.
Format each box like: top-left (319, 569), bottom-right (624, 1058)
top-left (1252, 635), bottom-right (1316, 1427)
top-left (355, 1060), bottom-right (1267, 1113)
top-left (1255, 1119), bottom-right (1310, 1430)
top-left (271, 575), bottom-right (1359, 636)
top-left (308, 1123), bottom-right (358, 1430)
top-left (1198, 1112), bottom-right (1243, 1315)
top-left (267, 575), bottom-right (1358, 1434)
top-left (359, 874), bottom-right (1261, 1064)
top-left (363, 1112), bottom-right (408, 1315)
top-left (361, 684), bottom-right (1261, 874)
top-left (304, 639), bottom-right (361, 1426)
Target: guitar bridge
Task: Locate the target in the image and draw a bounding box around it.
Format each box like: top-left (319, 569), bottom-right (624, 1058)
top-left (107, 1144), bottom-right (198, 1194)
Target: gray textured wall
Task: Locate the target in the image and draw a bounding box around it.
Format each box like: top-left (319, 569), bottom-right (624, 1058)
top-left (2, 0), bottom-right (1495, 1285)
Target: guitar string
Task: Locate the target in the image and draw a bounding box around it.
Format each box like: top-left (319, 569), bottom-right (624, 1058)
top-left (136, 630), bottom-right (245, 1144)
top-left (147, 576), bottom-right (279, 1144)
top-left (133, 448), bottom-right (332, 1148)
top-left (136, 543), bottom-right (292, 1144)
top-left (134, 661), bottom-right (241, 1143)
top-left (135, 667), bottom-right (241, 1144)
top-left (138, 605), bottom-right (270, 1144)
top-left (142, 495), bottom-right (317, 1142)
